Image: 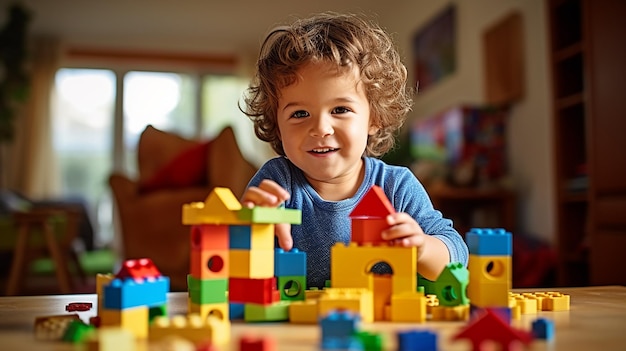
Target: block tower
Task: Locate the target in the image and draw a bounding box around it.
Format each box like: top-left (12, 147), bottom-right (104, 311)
top-left (330, 185), bottom-right (421, 322)
top-left (182, 187), bottom-right (302, 323)
top-left (466, 228), bottom-right (512, 308)
top-left (99, 258), bottom-right (170, 339)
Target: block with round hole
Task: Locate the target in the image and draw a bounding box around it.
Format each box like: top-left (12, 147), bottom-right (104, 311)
top-left (277, 275), bottom-right (306, 301)
top-left (190, 249), bottom-right (229, 279)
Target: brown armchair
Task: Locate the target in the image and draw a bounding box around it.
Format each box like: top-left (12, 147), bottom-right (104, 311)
top-left (109, 125), bottom-right (257, 290)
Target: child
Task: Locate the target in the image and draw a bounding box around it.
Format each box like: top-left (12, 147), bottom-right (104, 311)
top-left (241, 12), bottom-right (468, 289)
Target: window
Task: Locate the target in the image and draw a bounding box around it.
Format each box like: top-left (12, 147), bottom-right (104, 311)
top-left (52, 66), bottom-right (268, 250)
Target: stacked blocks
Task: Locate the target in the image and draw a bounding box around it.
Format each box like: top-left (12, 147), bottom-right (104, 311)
top-left (275, 248), bottom-right (307, 301)
top-left (100, 258), bottom-right (169, 339)
top-left (182, 187), bottom-right (302, 324)
top-left (466, 228), bottom-right (512, 308)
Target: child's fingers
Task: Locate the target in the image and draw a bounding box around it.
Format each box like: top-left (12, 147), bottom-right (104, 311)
top-left (257, 179), bottom-right (290, 203)
top-left (241, 180), bottom-right (289, 207)
top-left (275, 223), bottom-right (293, 250)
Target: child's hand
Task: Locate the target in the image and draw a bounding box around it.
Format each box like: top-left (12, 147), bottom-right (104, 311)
top-left (241, 179), bottom-right (293, 250)
top-left (381, 212), bottom-right (427, 248)
top-left (381, 212), bottom-right (450, 281)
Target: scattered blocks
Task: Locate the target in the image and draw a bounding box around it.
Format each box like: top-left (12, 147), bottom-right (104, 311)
top-left (397, 330), bottom-right (437, 351)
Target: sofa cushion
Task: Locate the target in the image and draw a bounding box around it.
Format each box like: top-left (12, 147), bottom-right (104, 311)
top-left (139, 140), bottom-right (211, 194)
top-left (137, 125), bottom-right (199, 184)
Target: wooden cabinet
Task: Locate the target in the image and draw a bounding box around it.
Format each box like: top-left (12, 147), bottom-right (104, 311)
top-left (547, 0), bottom-right (626, 286)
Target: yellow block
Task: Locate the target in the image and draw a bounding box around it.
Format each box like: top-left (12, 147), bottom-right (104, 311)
top-left (331, 243), bottom-right (416, 294)
top-left (85, 327), bottom-right (137, 351)
top-left (288, 300), bottom-right (319, 324)
top-left (188, 299), bottom-right (229, 321)
top-left (318, 288), bottom-right (374, 323)
top-left (100, 306), bottom-right (148, 339)
top-left (182, 187), bottom-right (245, 225)
top-left (430, 304), bottom-right (470, 321)
top-left (229, 249), bottom-right (274, 279)
top-left (390, 292), bottom-right (426, 323)
top-left (149, 314), bottom-right (231, 346)
top-left (96, 273), bottom-right (114, 315)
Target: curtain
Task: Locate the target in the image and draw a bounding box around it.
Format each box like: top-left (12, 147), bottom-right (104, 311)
top-left (6, 36), bottom-right (61, 199)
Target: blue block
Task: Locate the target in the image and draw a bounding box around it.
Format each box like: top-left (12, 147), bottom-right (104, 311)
top-left (532, 318), bottom-right (554, 340)
top-left (103, 277), bottom-right (169, 309)
top-left (274, 248), bottom-right (307, 276)
top-left (466, 228), bottom-right (512, 255)
top-left (229, 302), bottom-right (245, 320)
top-left (321, 337), bottom-right (363, 350)
top-left (397, 330), bottom-right (437, 351)
top-left (229, 225), bottom-right (252, 249)
top-left (320, 310), bottom-right (361, 340)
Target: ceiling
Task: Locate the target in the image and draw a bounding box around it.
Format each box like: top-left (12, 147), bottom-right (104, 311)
top-left (13, 0), bottom-right (396, 54)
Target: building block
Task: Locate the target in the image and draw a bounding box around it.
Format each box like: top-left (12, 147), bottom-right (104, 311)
top-left (433, 262), bottom-right (469, 307)
top-left (524, 291), bottom-right (570, 311)
top-left (182, 187), bottom-right (245, 225)
top-left (96, 273), bottom-right (114, 315)
top-left (229, 224), bottom-right (274, 250)
top-left (354, 331), bottom-right (383, 351)
top-left (100, 305), bottom-right (149, 339)
top-left (239, 335), bottom-right (277, 351)
top-left (397, 330), bottom-right (437, 351)
top-left (244, 301), bottom-right (291, 322)
top-left (103, 277), bottom-right (169, 309)
top-left (188, 300), bottom-right (229, 321)
top-left (467, 254), bottom-right (511, 308)
top-left (351, 218), bottom-right (390, 245)
top-left (430, 304), bottom-right (470, 321)
top-left (466, 228), bottom-right (512, 256)
top-left (115, 258), bottom-right (162, 280)
top-left (331, 242), bottom-right (416, 295)
top-left (321, 337), bottom-right (364, 350)
top-left (84, 327), bottom-right (134, 351)
top-left (373, 274), bottom-right (392, 321)
top-left (229, 249), bottom-right (275, 279)
top-left (531, 318), bottom-right (554, 340)
top-left (320, 309), bottom-right (361, 340)
top-left (390, 292), bottom-right (427, 323)
top-left (288, 300), bottom-right (319, 324)
top-left (229, 302), bottom-right (245, 320)
top-left (228, 277), bottom-right (280, 305)
top-left (277, 275), bottom-right (306, 301)
top-left (509, 293), bottom-right (538, 314)
top-left (318, 288), bottom-right (374, 323)
top-left (274, 248), bottom-right (307, 277)
top-left (452, 309), bottom-right (533, 351)
top-left (190, 248), bottom-right (229, 279)
top-left (149, 314), bottom-right (230, 346)
top-left (425, 294), bottom-right (439, 314)
top-left (187, 275), bottom-right (228, 304)
top-left (350, 185), bottom-right (395, 218)
top-left (62, 319), bottom-right (95, 343)
top-left (467, 281), bottom-right (510, 308)
top-left (237, 206), bottom-right (302, 224)
top-left (418, 274), bottom-right (436, 295)
top-left (190, 224), bottom-right (229, 250)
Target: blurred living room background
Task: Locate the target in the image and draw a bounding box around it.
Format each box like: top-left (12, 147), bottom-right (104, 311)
top-left (0, 0), bottom-right (624, 295)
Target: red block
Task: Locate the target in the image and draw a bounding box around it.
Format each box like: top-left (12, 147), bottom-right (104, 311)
top-left (229, 277), bottom-right (279, 305)
top-left (351, 218), bottom-right (390, 245)
top-left (115, 258), bottom-right (161, 279)
top-left (190, 224), bottom-right (229, 250)
top-left (240, 335), bottom-right (276, 351)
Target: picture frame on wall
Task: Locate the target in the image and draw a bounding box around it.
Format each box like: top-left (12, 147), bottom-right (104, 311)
top-left (412, 4), bottom-right (457, 93)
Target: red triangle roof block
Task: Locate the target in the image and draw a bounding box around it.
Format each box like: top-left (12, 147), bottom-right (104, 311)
top-left (350, 185), bottom-right (396, 218)
top-left (115, 258), bottom-right (162, 280)
top-left (453, 309), bottom-right (533, 351)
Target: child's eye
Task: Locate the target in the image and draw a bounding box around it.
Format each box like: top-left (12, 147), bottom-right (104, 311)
top-left (332, 106), bottom-right (352, 114)
top-left (291, 110), bottom-right (309, 119)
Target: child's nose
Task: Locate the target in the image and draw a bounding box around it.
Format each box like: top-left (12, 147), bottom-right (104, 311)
top-left (310, 115), bottom-right (334, 138)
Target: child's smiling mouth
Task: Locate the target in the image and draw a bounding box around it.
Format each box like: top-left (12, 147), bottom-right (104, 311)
top-left (309, 147), bottom-right (339, 154)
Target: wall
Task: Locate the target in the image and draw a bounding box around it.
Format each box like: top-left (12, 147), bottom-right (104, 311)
top-left (379, 0), bottom-right (554, 243)
top-left (14, 0), bottom-right (555, 244)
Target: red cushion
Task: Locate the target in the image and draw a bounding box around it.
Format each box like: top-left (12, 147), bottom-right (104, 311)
top-left (139, 140), bottom-right (211, 194)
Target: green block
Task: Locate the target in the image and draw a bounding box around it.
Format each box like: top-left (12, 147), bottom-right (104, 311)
top-left (355, 331), bottom-right (384, 351)
top-left (244, 301), bottom-right (291, 322)
top-left (277, 275), bottom-right (306, 301)
top-left (62, 320), bottom-right (95, 343)
top-left (149, 305), bottom-right (167, 322)
top-left (187, 275), bottom-right (228, 304)
top-left (417, 274), bottom-right (436, 295)
top-left (432, 262), bottom-right (469, 307)
top-left (237, 207), bottom-right (302, 224)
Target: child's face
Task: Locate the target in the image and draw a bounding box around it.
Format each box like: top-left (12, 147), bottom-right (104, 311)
top-left (277, 61), bottom-right (379, 189)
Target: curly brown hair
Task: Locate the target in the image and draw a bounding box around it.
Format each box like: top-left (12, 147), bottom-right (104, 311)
top-left (242, 12), bottom-right (413, 157)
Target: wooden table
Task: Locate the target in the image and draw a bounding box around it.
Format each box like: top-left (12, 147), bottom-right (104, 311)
top-left (0, 286), bottom-right (624, 350)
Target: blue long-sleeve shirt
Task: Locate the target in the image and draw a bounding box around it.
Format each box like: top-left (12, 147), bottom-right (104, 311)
top-left (247, 156), bottom-right (469, 288)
